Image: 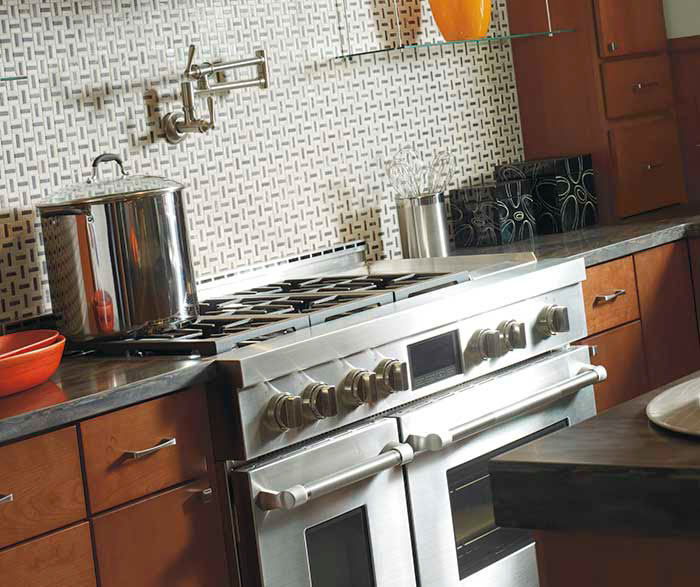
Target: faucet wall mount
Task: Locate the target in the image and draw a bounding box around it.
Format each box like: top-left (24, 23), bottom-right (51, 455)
top-left (162, 45), bottom-right (269, 145)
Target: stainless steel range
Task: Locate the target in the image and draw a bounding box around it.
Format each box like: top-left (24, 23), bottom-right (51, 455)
top-left (205, 243), bottom-right (606, 587)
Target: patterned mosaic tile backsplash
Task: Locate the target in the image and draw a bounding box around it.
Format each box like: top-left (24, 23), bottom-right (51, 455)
top-left (0, 0), bottom-right (523, 322)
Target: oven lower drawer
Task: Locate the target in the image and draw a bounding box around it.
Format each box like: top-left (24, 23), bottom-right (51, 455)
top-left (395, 346), bottom-right (598, 587)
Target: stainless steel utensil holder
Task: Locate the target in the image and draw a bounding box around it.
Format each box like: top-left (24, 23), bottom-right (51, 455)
top-left (396, 193), bottom-right (451, 259)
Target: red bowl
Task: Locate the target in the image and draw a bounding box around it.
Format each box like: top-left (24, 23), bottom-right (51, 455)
top-left (0, 336), bottom-right (65, 397)
top-left (0, 330), bottom-right (60, 361)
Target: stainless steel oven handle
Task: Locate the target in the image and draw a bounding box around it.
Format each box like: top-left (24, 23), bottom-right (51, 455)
top-left (256, 442), bottom-right (415, 512)
top-left (407, 365), bottom-right (607, 453)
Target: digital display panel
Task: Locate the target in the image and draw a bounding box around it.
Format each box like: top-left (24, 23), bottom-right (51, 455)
top-left (408, 330), bottom-right (462, 389)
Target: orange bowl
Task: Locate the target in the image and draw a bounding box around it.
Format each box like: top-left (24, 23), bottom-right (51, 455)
top-left (0, 330), bottom-right (60, 361)
top-left (0, 336), bottom-right (65, 397)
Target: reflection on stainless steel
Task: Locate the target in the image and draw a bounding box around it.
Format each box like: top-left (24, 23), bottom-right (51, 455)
top-left (39, 155), bottom-right (197, 340)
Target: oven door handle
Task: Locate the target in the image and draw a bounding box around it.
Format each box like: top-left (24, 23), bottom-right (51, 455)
top-left (407, 365), bottom-right (607, 453)
top-left (255, 442), bottom-right (415, 511)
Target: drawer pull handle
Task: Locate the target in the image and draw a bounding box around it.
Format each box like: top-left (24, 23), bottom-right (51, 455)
top-left (646, 162), bottom-right (665, 171)
top-left (633, 81), bottom-right (660, 92)
top-left (124, 437), bottom-right (177, 460)
top-left (608, 41), bottom-right (618, 52)
top-left (594, 289), bottom-right (626, 304)
top-left (0, 493), bottom-right (13, 506)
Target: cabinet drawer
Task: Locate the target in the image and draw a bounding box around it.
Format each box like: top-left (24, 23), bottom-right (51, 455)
top-left (582, 256), bottom-right (640, 336)
top-left (583, 321), bottom-right (649, 412)
top-left (80, 388), bottom-right (210, 513)
top-left (92, 479), bottom-right (228, 587)
top-left (0, 522), bottom-right (96, 587)
top-left (594, 0), bottom-right (667, 58)
top-left (611, 117), bottom-right (687, 218)
top-left (0, 427), bottom-right (86, 549)
top-left (602, 55), bottom-right (673, 119)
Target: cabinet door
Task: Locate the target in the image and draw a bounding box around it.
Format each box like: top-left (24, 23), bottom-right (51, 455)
top-left (583, 321), bottom-right (649, 411)
top-left (671, 46), bottom-right (700, 200)
top-left (595, 0), bottom-right (667, 58)
top-left (92, 479), bottom-right (228, 587)
top-left (634, 241), bottom-right (700, 389)
top-left (0, 523), bottom-right (96, 587)
top-left (611, 117), bottom-right (687, 218)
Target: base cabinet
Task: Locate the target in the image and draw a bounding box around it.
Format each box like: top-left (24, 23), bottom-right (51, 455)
top-left (0, 523), bottom-right (97, 587)
top-left (92, 478), bottom-right (229, 587)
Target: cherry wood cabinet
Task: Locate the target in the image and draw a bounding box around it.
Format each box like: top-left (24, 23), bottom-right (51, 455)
top-left (634, 241), bottom-right (700, 389)
top-left (507, 0), bottom-right (686, 221)
top-left (0, 523), bottom-right (97, 587)
top-left (80, 388), bottom-right (210, 513)
top-left (92, 478), bottom-right (229, 587)
top-left (670, 36), bottom-right (700, 201)
top-left (0, 385), bottom-right (232, 587)
top-left (594, 0), bottom-right (667, 58)
top-left (583, 321), bottom-right (650, 411)
top-left (0, 427), bottom-right (85, 549)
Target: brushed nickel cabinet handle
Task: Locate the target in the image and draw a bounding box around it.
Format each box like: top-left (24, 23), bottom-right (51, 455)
top-left (123, 437), bottom-right (177, 460)
top-left (0, 493), bottom-right (14, 506)
top-left (633, 81), bottom-right (660, 91)
top-left (646, 162), bottom-right (665, 171)
top-left (200, 488), bottom-right (213, 504)
top-left (608, 41), bottom-right (618, 52)
top-left (594, 289), bottom-right (626, 304)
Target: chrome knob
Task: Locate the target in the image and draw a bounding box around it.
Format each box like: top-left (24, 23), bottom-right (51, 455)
top-left (301, 383), bottom-right (338, 420)
top-left (499, 320), bottom-right (527, 350)
top-left (266, 394), bottom-right (304, 432)
top-left (342, 369), bottom-right (378, 407)
top-left (469, 329), bottom-right (506, 360)
top-left (538, 305), bottom-right (570, 336)
top-left (375, 359), bottom-right (410, 394)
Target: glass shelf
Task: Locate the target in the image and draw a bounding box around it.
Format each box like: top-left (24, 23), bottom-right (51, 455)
top-left (335, 28), bottom-right (575, 60)
top-left (1, 76), bottom-right (28, 82)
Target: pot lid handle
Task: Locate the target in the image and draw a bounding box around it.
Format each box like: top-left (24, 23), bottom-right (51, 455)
top-left (87, 153), bottom-right (129, 184)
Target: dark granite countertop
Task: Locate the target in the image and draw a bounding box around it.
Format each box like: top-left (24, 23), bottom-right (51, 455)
top-left (490, 371), bottom-right (700, 537)
top-left (455, 204), bottom-right (700, 266)
top-left (0, 354), bottom-right (216, 446)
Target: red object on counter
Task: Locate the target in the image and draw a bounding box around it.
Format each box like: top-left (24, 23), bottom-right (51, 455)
top-left (0, 336), bottom-right (66, 397)
top-left (0, 329), bottom-right (60, 361)
top-left (94, 290), bottom-right (115, 334)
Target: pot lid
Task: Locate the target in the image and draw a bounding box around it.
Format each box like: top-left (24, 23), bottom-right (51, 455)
top-left (38, 153), bottom-right (184, 209)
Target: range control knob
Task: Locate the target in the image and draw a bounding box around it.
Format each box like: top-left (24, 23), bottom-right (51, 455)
top-left (266, 393), bottom-right (304, 432)
top-left (301, 383), bottom-right (338, 420)
top-left (469, 329), bottom-right (506, 360)
top-left (375, 359), bottom-right (410, 394)
top-left (538, 305), bottom-right (571, 336)
top-left (342, 369), bottom-right (378, 407)
top-left (499, 320), bottom-right (527, 350)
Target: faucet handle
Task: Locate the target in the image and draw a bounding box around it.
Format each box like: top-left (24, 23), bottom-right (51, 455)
top-left (184, 44), bottom-right (197, 79)
top-left (206, 96), bottom-right (216, 131)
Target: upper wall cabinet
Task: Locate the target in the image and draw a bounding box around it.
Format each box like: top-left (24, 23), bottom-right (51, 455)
top-left (595, 0), bottom-right (668, 58)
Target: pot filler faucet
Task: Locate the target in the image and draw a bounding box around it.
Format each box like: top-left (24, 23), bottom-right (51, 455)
top-left (162, 44), bottom-right (269, 144)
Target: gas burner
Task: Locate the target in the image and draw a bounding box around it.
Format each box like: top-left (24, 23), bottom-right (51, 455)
top-left (71, 270), bottom-right (471, 356)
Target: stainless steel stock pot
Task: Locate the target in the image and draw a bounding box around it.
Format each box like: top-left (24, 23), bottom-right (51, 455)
top-left (38, 154), bottom-right (198, 340)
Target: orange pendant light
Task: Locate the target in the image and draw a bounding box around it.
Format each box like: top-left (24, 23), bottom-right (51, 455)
top-left (430, 0), bottom-right (492, 41)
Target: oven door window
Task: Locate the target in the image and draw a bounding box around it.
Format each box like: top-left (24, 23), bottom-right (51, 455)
top-left (305, 506), bottom-right (376, 587)
top-left (447, 419), bottom-right (568, 579)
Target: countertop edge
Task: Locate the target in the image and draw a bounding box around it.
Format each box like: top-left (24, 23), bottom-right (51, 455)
top-left (0, 361), bottom-right (217, 446)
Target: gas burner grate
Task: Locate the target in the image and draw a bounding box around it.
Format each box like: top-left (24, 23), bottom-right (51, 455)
top-left (72, 270), bottom-right (470, 356)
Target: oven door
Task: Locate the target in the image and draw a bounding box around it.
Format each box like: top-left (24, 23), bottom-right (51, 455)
top-left (396, 346), bottom-right (601, 587)
top-left (230, 418), bottom-right (417, 587)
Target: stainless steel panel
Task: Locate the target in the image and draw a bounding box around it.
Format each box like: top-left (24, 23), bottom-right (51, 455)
top-left (230, 282), bottom-right (587, 460)
top-left (218, 258), bottom-right (586, 389)
top-left (396, 346), bottom-right (596, 587)
top-left (464, 544), bottom-right (539, 587)
top-left (231, 418), bottom-right (416, 587)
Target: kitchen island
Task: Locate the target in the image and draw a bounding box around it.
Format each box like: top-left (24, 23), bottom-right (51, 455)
top-left (490, 370), bottom-right (700, 586)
